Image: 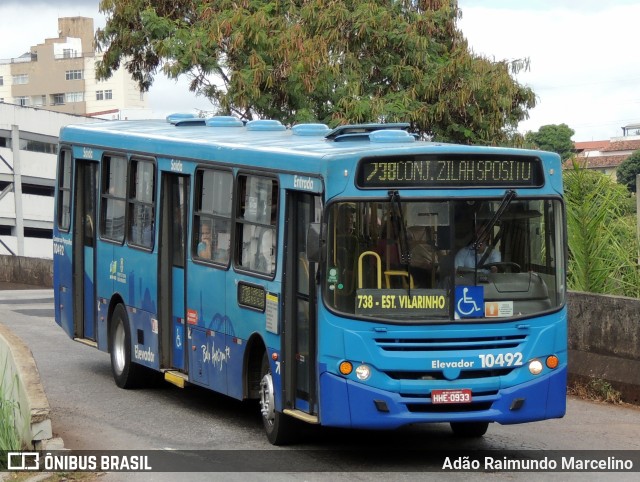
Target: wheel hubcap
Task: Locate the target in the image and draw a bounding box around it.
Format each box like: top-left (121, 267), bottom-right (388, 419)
top-left (113, 322), bottom-right (126, 375)
top-left (259, 373), bottom-right (275, 426)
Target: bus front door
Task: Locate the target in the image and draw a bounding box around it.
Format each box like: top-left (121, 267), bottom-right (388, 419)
top-left (159, 173), bottom-right (189, 377)
top-left (72, 160), bottom-right (97, 341)
top-left (283, 192), bottom-right (321, 417)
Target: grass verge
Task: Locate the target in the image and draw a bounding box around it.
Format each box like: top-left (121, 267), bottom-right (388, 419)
top-left (568, 377), bottom-right (622, 404)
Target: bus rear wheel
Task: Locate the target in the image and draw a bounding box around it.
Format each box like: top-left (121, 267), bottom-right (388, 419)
top-left (259, 352), bottom-right (296, 445)
top-left (110, 304), bottom-right (143, 389)
top-left (450, 421), bottom-right (489, 437)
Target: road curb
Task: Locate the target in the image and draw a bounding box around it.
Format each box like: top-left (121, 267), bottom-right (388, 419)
top-left (0, 321), bottom-right (63, 450)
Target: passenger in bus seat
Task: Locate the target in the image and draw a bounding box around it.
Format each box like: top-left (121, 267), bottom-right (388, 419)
top-left (197, 222), bottom-right (213, 259)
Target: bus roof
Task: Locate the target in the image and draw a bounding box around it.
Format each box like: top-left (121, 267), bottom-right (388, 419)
top-left (60, 117), bottom-right (551, 163)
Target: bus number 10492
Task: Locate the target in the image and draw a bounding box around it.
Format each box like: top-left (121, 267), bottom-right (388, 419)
top-left (478, 352), bottom-right (523, 368)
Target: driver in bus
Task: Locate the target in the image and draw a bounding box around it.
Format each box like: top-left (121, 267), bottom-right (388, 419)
top-left (455, 230), bottom-right (500, 273)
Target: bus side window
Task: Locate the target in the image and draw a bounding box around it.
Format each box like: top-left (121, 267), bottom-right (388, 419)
top-left (236, 175), bottom-right (277, 275)
top-left (56, 149), bottom-right (72, 231)
top-left (101, 155), bottom-right (127, 242)
top-left (193, 168), bottom-right (233, 265)
top-left (127, 159), bottom-right (155, 249)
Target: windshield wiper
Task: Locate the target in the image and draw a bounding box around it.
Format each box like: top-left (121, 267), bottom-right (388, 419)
top-left (474, 190), bottom-right (517, 270)
top-left (388, 190), bottom-right (413, 294)
top-left (473, 190), bottom-right (516, 250)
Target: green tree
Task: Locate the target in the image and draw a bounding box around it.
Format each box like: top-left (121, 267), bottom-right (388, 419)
top-left (616, 149), bottom-right (640, 193)
top-left (95, 0), bottom-right (535, 144)
top-left (564, 162), bottom-right (640, 297)
top-left (525, 124), bottom-right (575, 161)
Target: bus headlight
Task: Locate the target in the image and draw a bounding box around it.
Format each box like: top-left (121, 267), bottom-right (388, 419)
top-left (355, 364), bottom-right (371, 381)
top-left (528, 359), bottom-right (543, 375)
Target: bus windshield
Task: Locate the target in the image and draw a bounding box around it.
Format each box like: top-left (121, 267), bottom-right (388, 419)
top-left (324, 197), bottom-right (565, 322)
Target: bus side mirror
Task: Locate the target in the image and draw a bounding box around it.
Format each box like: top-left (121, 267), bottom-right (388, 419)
top-left (307, 223), bottom-right (325, 263)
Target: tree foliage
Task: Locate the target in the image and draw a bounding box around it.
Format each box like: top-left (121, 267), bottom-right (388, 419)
top-left (564, 162), bottom-right (640, 298)
top-left (616, 149), bottom-right (640, 193)
top-left (96, 0), bottom-right (535, 144)
top-left (525, 124), bottom-right (575, 161)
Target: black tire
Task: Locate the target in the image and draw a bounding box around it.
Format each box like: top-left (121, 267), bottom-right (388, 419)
top-left (450, 421), bottom-right (489, 438)
top-left (259, 352), bottom-right (297, 445)
top-left (109, 304), bottom-right (143, 389)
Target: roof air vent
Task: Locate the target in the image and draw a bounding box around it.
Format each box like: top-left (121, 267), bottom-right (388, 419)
top-left (166, 113), bottom-right (198, 124)
top-left (246, 119), bottom-right (286, 131)
top-left (369, 129), bottom-right (416, 143)
top-left (325, 122), bottom-right (412, 142)
top-left (206, 116), bottom-right (244, 127)
top-left (292, 123), bottom-right (331, 136)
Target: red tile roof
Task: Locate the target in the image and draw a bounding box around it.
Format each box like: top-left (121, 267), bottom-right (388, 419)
top-left (602, 139), bottom-right (640, 152)
top-left (565, 155), bottom-right (627, 169)
top-left (574, 140), bottom-right (609, 151)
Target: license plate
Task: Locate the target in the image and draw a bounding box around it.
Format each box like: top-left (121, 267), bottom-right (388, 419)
top-left (431, 389), bottom-right (472, 404)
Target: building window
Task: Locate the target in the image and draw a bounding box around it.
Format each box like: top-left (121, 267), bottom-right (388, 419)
top-left (0, 76), bottom-right (3, 86)
top-left (12, 74), bottom-right (28, 85)
top-left (65, 92), bottom-right (84, 103)
top-left (65, 70), bottom-right (83, 80)
top-left (51, 93), bottom-right (64, 105)
top-left (20, 138), bottom-right (57, 155)
top-left (96, 90), bottom-right (104, 101)
top-left (16, 96), bottom-right (29, 106)
top-left (105, 90), bottom-right (113, 100)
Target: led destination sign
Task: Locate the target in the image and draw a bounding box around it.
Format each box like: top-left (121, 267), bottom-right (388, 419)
top-left (357, 154), bottom-right (543, 188)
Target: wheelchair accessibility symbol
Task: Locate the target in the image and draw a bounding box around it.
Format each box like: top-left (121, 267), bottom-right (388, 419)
top-left (455, 286), bottom-right (484, 318)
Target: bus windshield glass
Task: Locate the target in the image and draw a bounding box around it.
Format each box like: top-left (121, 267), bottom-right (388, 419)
top-left (324, 197), bottom-right (565, 322)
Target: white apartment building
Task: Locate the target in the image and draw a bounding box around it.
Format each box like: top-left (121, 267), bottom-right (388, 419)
top-left (0, 17), bottom-right (150, 119)
top-left (0, 16), bottom-right (153, 258)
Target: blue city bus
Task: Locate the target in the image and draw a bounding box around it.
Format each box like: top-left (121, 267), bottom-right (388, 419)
top-left (53, 117), bottom-right (567, 444)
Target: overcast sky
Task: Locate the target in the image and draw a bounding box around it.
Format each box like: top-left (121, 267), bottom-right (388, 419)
top-left (1, 0), bottom-right (639, 141)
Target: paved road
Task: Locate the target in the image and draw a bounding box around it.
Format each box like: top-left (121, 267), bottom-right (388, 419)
top-left (1, 289), bottom-right (639, 481)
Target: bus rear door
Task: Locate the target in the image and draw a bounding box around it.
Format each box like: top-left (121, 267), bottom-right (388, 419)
top-left (72, 160), bottom-right (98, 342)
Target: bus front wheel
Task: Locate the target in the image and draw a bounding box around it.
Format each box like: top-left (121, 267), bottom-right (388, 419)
top-left (259, 352), bottom-right (296, 445)
top-left (450, 421), bottom-right (489, 437)
top-left (110, 304), bottom-right (143, 389)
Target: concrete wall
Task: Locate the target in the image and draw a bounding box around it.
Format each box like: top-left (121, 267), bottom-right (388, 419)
top-left (568, 291), bottom-right (640, 404)
top-left (0, 322), bottom-right (58, 449)
top-left (0, 255), bottom-right (52, 287)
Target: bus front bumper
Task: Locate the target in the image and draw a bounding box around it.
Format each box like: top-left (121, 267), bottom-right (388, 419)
top-left (318, 367), bottom-right (567, 429)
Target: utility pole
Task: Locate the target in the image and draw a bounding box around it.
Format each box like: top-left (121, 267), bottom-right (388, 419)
top-left (12, 125), bottom-right (24, 257)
